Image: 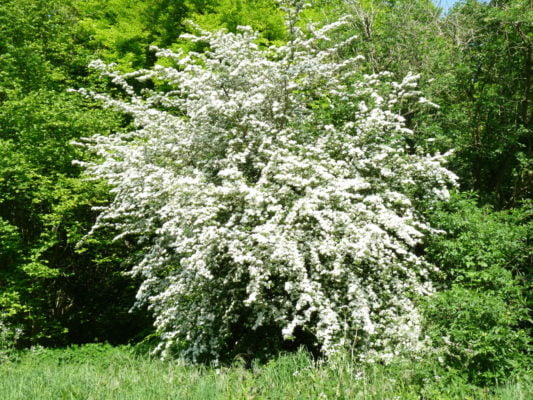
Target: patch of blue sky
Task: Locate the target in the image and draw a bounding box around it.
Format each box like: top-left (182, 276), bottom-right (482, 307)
top-left (432, 0), bottom-right (461, 13)
top-left (433, 0), bottom-right (490, 14)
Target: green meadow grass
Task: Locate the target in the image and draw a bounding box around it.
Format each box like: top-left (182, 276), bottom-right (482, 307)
top-left (0, 344), bottom-right (530, 400)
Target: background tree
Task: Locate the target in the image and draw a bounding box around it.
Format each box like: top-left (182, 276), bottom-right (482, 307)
top-left (434, 0), bottom-right (531, 207)
top-left (0, 0), bottom-right (150, 346)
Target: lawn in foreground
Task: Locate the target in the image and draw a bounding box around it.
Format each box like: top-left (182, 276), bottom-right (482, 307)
top-left (0, 344), bottom-right (530, 400)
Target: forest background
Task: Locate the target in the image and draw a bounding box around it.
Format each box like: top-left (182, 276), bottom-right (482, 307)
top-left (0, 0), bottom-right (531, 396)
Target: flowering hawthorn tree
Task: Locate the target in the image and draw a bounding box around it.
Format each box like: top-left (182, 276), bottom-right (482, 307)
top-left (74, 6), bottom-right (457, 363)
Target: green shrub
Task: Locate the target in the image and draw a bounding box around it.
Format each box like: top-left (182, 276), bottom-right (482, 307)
top-left (423, 193), bottom-right (531, 384)
top-left (0, 320), bottom-right (22, 362)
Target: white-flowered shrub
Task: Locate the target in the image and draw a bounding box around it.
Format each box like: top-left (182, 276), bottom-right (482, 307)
top-left (74, 6), bottom-right (457, 363)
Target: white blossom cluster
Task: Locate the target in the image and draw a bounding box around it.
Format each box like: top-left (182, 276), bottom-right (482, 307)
top-left (74, 14), bottom-right (457, 362)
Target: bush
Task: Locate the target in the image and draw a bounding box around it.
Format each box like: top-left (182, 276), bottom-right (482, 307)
top-left (423, 193), bottom-right (531, 384)
top-left (74, 4), bottom-right (457, 363)
top-left (0, 320), bottom-right (22, 363)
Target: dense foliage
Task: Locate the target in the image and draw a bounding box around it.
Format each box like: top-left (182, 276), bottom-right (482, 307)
top-left (0, 0), bottom-right (530, 390)
top-left (424, 193), bottom-right (531, 384)
top-left (0, 0), bottom-right (150, 346)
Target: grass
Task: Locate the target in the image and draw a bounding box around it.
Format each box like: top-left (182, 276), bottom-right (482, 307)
top-left (0, 344), bottom-right (530, 399)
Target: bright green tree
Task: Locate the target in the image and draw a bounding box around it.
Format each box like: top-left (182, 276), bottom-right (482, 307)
top-left (435, 0), bottom-right (532, 207)
top-left (0, 0), bottom-right (150, 345)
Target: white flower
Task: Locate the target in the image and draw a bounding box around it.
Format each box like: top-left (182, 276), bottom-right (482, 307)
top-left (74, 12), bottom-right (457, 363)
